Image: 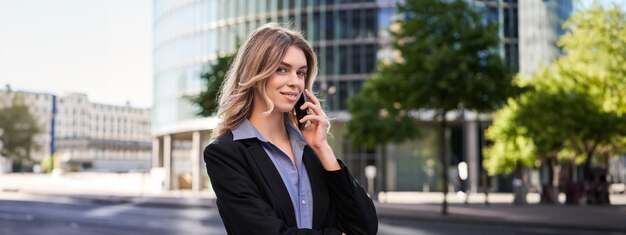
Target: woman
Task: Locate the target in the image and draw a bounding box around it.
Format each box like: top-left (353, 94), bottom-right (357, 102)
top-left (204, 23), bottom-right (378, 235)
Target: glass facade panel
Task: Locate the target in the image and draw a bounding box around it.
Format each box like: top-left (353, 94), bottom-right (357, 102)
top-left (312, 12), bottom-right (321, 41)
top-left (351, 45), bottom-right (362, 74)
top-left (325, 13), bottom-right (335, 39)
top-left (364, 9), bottom-right (376, 38)
top-left (338, 45), bottom-right (348, 74)
top-left (364, 44), bottom-right (377, 73)
top-left (323, 46), bottom-right (335, 75)
top-left (503, 7), bottom-right (518, 38)
top-left (338, 10), bottom-right (350, 39)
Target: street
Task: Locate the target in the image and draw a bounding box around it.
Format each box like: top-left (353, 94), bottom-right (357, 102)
top-left (0, 199), bottom-right (226, 235)
top-left (1, 197), bottom-right (624, 235)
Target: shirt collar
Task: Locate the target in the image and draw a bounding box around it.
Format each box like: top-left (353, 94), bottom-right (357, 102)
top-left (232, 119), bottom-right (306, 145)
top-left (232, 119), bottom-right (268, 142)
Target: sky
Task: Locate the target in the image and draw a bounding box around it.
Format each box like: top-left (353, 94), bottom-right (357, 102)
top-left (0, 0), bottom-right (152, 108)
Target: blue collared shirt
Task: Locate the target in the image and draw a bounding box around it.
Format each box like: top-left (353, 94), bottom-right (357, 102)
top-left (232, 119), bottom-right (314, 229)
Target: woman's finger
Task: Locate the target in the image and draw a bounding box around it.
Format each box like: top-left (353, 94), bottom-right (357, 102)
top-left (303, 89), bottom-right (328, 118)
top-left (299, 114), bottom-right (329, 127)
top-left (304, 89), bottom-right (320, 106)
top-left (300, 102), bottom-right (321, 116)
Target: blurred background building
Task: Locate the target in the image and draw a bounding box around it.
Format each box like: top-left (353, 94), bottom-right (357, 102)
top-left (151, 0), bottom-right (572, 193)
top-left (519, 0), bottom-right (573, 75)
top-left (0, 86), bottom-right (151, 172)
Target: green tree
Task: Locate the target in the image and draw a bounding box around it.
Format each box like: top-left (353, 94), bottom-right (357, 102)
top-left (486, 2), bottom-right (626, 204)
top-left (370, 0), bottom-right (515, 214)
top-left (0, 92), bottom-right (41, 171)
top-left (188, 52), bottom-right (236, 117)
top-left (552, 3), bottom-right (626, 193)
top-left (347, 73), bottom-right (419, 192)
top-left (508, 69), bottom-right (571, 204)
top-left (495, 75), bottom-right (626, 204)
top-left (347, 72), bottom-right (419, 150)
top-left (483, 96), bottom-right (538, 204)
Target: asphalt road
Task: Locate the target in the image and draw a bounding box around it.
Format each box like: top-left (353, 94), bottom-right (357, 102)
top-left (0, 198), bottom-right (623, 235)
top-left (0, 199), bottom-right (226, 235)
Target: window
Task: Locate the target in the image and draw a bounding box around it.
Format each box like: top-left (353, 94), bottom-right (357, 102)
top-left (351, 9), bottom-right (362, 38)
top-left (338, 45), bottom-right (348, 74)
top-left (324, 46), bottom-right (335, 75)
top-left (338, 10), bottom-right (350, 39)
top-left (325, 13), bottom-right (335, 40)
top-left (351, 45), bottom-right (362, 74)
top-left (312, 12), bottom-right (321, 41)
top-left (364, 9), bottom-right (376, 38)
top-left (364, 44), bottom-right (377, 73)
top-left (300, 16), bottom-right (309, 35)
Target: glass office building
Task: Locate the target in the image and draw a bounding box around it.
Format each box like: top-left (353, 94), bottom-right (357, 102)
top-left (152, 0), bottom-right (571, 193)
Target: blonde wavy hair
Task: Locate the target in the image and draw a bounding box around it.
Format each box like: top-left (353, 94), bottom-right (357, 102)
top-left (212, 23), bottom-right (318, 138)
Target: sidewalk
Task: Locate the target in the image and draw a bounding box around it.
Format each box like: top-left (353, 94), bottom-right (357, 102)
top-left (1, 173), bottom-right (626, 232)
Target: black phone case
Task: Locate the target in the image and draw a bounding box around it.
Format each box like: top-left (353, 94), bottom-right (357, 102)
top-left (295, 94), bottom-right (307, 130)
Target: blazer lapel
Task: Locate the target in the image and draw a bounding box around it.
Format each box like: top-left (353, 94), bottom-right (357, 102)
top-left (242, 139), bottom-right (297, 226)
top-left (303, 146), bottom-right (328, 229)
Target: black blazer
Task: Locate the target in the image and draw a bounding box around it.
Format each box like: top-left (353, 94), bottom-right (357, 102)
top-left (204, 131), bottom-right (378, 235)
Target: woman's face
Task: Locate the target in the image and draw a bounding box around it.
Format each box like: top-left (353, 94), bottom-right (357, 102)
top-left (262, 45), bottom-right (308, 114)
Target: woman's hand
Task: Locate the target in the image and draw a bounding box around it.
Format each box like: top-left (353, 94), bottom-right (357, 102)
top-left (298, 89), bottom-right (329, 149)
top-left (298, 89), bottom-right (341, 171)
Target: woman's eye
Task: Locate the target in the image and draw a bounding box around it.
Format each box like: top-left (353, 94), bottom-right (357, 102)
top-left (276, 67), bottom-right (287, 73)
top-left (297, 71), bottom-right (307, 78)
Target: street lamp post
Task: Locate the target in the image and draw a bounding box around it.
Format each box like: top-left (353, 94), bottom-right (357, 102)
top-left (49, 95), bottom-right (57, 172)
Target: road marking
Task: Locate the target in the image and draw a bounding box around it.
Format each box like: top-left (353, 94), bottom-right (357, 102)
top-left (0, 212), bottom-right (35, 222)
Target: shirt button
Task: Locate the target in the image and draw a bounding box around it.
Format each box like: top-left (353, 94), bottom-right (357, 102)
top-left (301, 200), bottom-right (306, 205)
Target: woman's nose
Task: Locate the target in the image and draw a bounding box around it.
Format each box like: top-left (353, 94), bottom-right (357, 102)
top-left (287, 72), bottom-right (301, 86)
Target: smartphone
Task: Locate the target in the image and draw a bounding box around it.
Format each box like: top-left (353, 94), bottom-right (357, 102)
top-left (295, 93), bottom-right (308, 130)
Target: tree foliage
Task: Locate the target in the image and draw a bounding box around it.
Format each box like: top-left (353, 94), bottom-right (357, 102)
top-left (523, 3), bottom-right (626, 169)
top-left (381, 0), bottom-right (514, 112)
top-left (0, 92), bottom-right (41, 168)
top-left (351, 0), bottom-right (516, 154)
top-left (348, 0), bottom-right (515, 213)
top-left (551, 2), bottom-right (626, 164)
top-left (483, 98), bottom-right (536, 176)
top-left (347, 73), bottom-right (418, 150)
top-left (188, 53), bottom-right (235, 117)
top-left (556, 2), bottom-right (626, 115)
